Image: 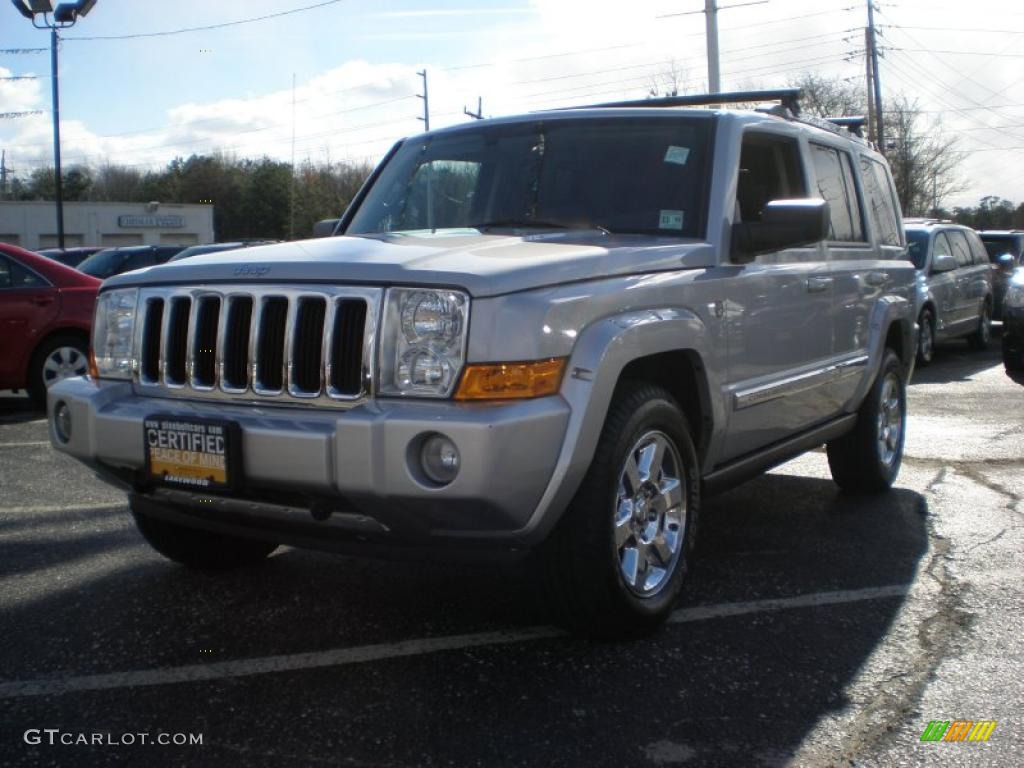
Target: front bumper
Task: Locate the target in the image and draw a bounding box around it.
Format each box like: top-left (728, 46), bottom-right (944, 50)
top-left (48, 377), bottom-right (571, 554)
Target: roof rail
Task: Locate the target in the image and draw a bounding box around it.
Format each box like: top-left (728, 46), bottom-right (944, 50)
top-left (825, 116), bottom-right (867, 138)
top-left (561, 88), bottom-right (802, 116)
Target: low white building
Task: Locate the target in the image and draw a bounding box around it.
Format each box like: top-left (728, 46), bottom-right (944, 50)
top-left (0, 201), bottom-right (214, 250)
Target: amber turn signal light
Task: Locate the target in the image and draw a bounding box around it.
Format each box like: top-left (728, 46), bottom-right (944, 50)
top-left (454, 358), bottom-right (567, 401)
top-left (87, 348), bottom-right (99, 380)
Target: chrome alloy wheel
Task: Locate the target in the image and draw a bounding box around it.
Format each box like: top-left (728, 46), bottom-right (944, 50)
top-left (613, 431), bottom-right (686, 597)
top-left (980, 306), bottom-right (992, 345)
top-left (876, 373), bottom-right (903, 467)
top-left (919, 317), bottom-right (933, 361)
top-left (42, 346), bottom-right (87, 387)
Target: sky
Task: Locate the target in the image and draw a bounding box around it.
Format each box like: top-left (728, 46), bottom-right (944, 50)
top-left (1, 0), bottom-right (1023, 209)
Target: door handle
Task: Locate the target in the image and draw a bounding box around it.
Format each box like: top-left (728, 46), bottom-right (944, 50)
top-left (807, 276), bottom-right (833, 293)
top-left (30, 296), bottom-right (55, 306)
top-left (866, 271), bottom-right (889, 286)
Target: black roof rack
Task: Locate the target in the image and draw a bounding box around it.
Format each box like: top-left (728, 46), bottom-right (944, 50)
top-left (561, 88), bottom-right (802, 116)
top-left (825, 116), bottom-right (867, 138)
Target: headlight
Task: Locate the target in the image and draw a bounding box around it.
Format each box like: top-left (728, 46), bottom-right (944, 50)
top-left (379, 288), bottom-right (469, 397)
top-left (1006, 276), bottom-right (1024, 309)
top-left (91, 288), bottom-right (138, 380)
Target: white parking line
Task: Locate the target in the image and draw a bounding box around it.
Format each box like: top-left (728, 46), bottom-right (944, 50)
top-left (0, 441), bottom-right (51, 448)
top-left (0, 583), bottom-right (910, 700)
top-left (0, 503), bottom-right (124, 516)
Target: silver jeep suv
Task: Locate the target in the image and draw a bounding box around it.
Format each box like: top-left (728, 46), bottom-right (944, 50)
top-left (904, 219), bottom-right (994, 365)
top-left (49, 90), bottom-right (916, 636)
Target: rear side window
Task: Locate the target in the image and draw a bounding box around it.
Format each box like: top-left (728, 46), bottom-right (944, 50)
top-left (811, 144), bottom-right (865, 242)
top-left (946, 230), bottom-right (973, 267)
top-left (966, 231), bottom-right (990, 265)
top-left (124, 251), bottom-right (157, 271)
top-left (859, 157), bottom-right (902, 246)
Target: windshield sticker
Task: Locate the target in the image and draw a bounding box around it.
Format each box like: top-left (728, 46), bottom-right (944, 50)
top-left (664, 146), bottom-right (691, 166)
top-left (659, 210), bottom-right (685, 230)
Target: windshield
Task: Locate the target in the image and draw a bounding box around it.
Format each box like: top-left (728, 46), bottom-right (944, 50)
top-left (77, 249), bottom-right (129, 279)
top-left (905, 230), bottom-right (929, 270)
top-left (346, 116), bottom-right (714, 239)
top-left (982, 236), bottom-right (1021, 260)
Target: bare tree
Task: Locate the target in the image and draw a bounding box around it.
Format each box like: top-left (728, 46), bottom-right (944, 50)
top-left (788, 73), bottom-right (866, 118)
top-left (648, 59), bottom-right (690, 98)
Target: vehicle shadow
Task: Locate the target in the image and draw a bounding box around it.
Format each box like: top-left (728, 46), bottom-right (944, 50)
top-left (0, 469), bottom-right (928, 767)
top-left (910, 340), bottom-right (1002, 385)
top-left (0, 392), bottom-right (41, 423)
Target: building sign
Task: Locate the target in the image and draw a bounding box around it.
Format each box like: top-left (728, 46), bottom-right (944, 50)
top-left (118, 214), bottom-right (185, 229)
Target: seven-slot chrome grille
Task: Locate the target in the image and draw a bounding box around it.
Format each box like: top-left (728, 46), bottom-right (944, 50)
top-left (133, 286), bottom-right (380, 407)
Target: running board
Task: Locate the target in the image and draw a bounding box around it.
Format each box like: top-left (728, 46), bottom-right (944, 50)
top-left (702, 414), bottom-right (856, 497)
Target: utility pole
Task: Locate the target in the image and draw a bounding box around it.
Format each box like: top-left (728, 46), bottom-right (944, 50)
top-left (289, 73), bottom-right (296, 240)
top-left (50, 26), bottom-right (65, 249)
top-left (417, 69), bottom-right (430, 131)
top-left (0, 150), bottom-right (9, 197)
top-left (464, 97), bottom-right (483, 120)
top-left (867, 0), bottom-right (885, 151)
top-left (864, 28), bottom-right (876, 143)
top-left (705, 0), bottom-right (720, 93)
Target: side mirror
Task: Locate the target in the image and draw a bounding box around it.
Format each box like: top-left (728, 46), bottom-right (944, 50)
top-left (731, 198), bottom-right (830, 263)
top-left (931, 253), bottom-right (958, 273)
top-left (997, 253), bottom-right (1016, 271)
top-left (312, 219), bottom-right (341, 238)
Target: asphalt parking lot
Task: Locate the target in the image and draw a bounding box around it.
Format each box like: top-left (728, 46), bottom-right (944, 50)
top-left (1, 339), bottom-right (1021, 767)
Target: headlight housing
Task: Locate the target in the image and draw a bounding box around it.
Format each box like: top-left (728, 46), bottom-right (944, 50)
top-left (91, 288), bottom-right (138, 380)
top-left (1005, 274), bottom-right (1024, 309)
top-left (379, 288), bottom-right (469, 397)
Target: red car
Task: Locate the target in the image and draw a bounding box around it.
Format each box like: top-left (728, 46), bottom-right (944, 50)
top-left (0, 243), bottom-right (100, 408)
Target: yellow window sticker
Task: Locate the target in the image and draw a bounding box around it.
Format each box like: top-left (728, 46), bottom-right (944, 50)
top-left (659, 210), bottom-right (685, 230)
top-left (664, 146), bottom-right (691, 165)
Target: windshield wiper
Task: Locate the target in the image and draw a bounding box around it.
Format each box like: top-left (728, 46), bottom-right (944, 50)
top-left (474, 219), bottom-right (611, 235)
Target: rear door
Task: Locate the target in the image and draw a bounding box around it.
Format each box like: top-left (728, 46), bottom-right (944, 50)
top-left (946, 230), bottom-right (986, 328)
top-left (929, 233), bottom-right (960, 336)
top-left (0, 255), bottom-right (59, 385)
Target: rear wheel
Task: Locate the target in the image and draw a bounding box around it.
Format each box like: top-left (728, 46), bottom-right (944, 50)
top-left (827, 350), bottom-right (906, 494)
top-left (916, 309), bottom-right (934, 366)
top-left (543, 383), bottom-right (699, 637)
top-left (131, 496), bottom-right (278, 570)
top-left (27, 333), bottom-right (88, 409)
top-left (968, 302), bottom-right (992, 350)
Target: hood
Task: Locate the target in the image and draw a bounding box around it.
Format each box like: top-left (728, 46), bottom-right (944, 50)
top-left (102, 231), bottom-right (715, 297)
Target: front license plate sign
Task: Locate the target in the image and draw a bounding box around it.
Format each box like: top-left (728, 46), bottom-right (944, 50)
top-left (144, 416), bottom-right (237, 491)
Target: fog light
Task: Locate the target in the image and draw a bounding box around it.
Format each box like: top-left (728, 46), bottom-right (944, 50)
top-left (54, 401), bottom-right (72, 443)
top-left (420, 433), bottom-right (460, 485)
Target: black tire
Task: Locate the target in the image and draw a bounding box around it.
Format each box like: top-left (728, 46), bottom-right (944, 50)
top-left (27, 333), bottom-right (88, 410)
top-left (827, 349), bottom-right (906, 494)
top-left (916, 308), bottom-right (934, 366)
top-left (131, 496), bottom-right (278, 570)
top-left (542, 383), bottom-right (700, 638)
top-left (1004, 334), bottom-right (1024, 372)
top-left (967, 301), bottom-right (992, 350)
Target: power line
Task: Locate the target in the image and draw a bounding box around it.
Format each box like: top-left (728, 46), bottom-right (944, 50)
top-left (64, 0), bottom-right (347, 41)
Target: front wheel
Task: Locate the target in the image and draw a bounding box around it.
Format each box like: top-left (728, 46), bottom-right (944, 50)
top-left (916, 309), bottom-right (934, 366)
top-left (1004, 334), bottom-right (1024, 372)
top-left (543, 383), bottom-right (700, 637)
top-left (968, 302), bottom-right (992, 350)
top-left (28, 333), bottom-right (89, 409)
top-left (131, 496), bottom-right (278, 570)
top-left (827, 350), bottom-right (907, 494)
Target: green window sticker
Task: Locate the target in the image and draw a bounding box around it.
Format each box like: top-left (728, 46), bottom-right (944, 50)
top-left (664, 146), bottom-right (691, 165)
top-left (659, 210), bottom-right (685, 230)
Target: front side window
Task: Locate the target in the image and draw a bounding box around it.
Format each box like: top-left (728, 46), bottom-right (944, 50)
top-left (735, 132), bottom-right (807, 223)
top-left (0, 256), bottom-right (46, 288)
top-left (810, 143), bottom-right (865, 242)
top-left (905, 230), bottom-right (929, 269)
top-left (932, 232), bottom-right (953, 266)
top-left (346, 117), bottom-right (714, 239)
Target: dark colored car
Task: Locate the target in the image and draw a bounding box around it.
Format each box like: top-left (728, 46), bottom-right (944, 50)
top-left (0, 242), bottom-right (100, 407)
top-left (1002, 269), bottom-right (1024, 372)
top-left (37, 246), bottom-right (104, 268)
top-left (167, 241), bottom-right (278, 262)
top-left (77, 245), bottom-right (187, 280)
top-left (980, 231), bottom-right (1024, 319)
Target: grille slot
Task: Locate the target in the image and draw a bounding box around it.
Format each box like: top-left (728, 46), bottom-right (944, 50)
top-left (140, 298), bottom-right (163, 383)
top-left (134, 286), bottom-right (376, 406)
top-left (331, 299), bottom-right (368, 396)
top-left (222, 297), bottom-right (253, 390)
top-left (291, 297), bottom-right (327, 394)
top-left (192, 296), bottom-right (221, 388)
top-left (256, 297), bottom-right (288, 393)
top-left (165, 297), bottom-right (191, 385)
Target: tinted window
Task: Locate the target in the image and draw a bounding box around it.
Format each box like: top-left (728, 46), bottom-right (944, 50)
top-left (859, 157), bottom-right (902, 246)
top-left (79, 249), bottom-right (129, 279)
top-left (0, 257), bottom-right (46, 288)
top-left (347, 117), bottom-right (715, 238)
top-left (811, 144), bottom-right (864, 242)
top-left (982, 235), bottom-right (1023, 259)
top-left (966, 231), bottom-right (989, 265)
top-left (905, 230), bottom-right (929, 269)
top-left (933, 232), bottom-right (952, 262)
top-left (736, 133), bottom-right (806, 223)
top-left (0, 257), bottom-right (10, 288)
top-left (124, 251), bottom-right (157, 272)
top-left (946, 230), bottom-right (973, 267)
